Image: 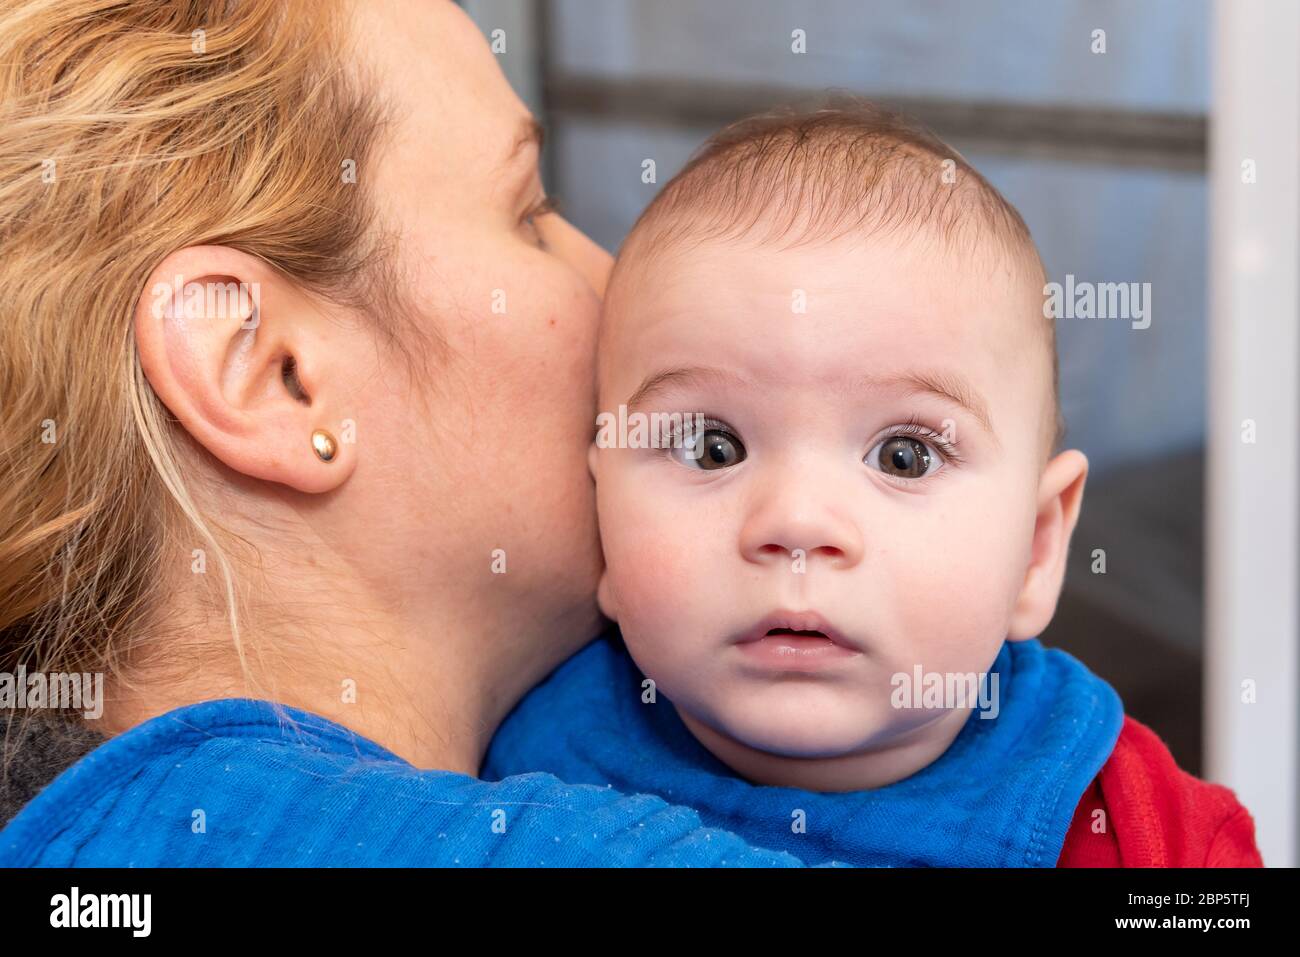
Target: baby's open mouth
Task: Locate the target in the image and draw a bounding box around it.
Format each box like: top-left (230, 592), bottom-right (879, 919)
top-left (733, 611), bottom-right (861, 669)
top-left (765, 627), bottom-right (830, 639)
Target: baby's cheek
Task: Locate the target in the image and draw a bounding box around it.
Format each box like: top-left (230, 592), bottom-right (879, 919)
top-left (598, 474), bottom-right (725, 656)
top-left (884, 500), bottom-right (1029, 670)
top-left (606, 546), bottom-right (721, 697)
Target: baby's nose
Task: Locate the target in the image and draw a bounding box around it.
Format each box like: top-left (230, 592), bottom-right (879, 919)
top-left (739, 496), bottom-right (864, 570)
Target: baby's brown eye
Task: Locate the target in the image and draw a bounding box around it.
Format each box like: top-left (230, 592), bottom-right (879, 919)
top-left (874, 437), bottom-right (933, 478)
top-left (672, 429), bottom-right (746, 470)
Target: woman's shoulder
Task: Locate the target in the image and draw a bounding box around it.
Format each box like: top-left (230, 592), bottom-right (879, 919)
top-left (483, 632), bottom-right (653, 785)
top-left (0, 697), bottom-right (806, 867)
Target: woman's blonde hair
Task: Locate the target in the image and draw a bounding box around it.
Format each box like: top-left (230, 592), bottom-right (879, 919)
top-left (0, 1), bottom-right (407, 698)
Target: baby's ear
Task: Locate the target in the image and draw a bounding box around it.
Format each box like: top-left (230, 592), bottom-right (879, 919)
top-left (596, 571), bottom-right (618, 622)
top-left (587, 439), bottom-right (617, 619)
top-left (1007, 450), bottom-right (1088, 641)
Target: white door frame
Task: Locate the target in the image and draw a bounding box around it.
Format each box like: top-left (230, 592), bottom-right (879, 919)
top-left (1206, 0), bottom-right (1299, 868)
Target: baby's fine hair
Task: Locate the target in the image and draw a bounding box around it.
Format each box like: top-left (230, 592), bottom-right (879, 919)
top-left (611, 95), bottom-right (1064, 454)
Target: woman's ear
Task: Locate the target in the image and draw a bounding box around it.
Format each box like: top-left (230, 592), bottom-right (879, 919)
top-left (134, 245), bottom-right (357, 494)
top-left (1007, 449), bottom-right (1089, 641)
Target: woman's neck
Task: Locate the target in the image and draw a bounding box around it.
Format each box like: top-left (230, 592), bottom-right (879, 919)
top-left (99, 579), bottom-right (598, 775)
top-left (97, 471), bottom-right (602, 774)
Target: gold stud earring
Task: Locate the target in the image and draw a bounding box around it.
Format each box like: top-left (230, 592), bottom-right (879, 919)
top-left (311, 429), bottom-right (337, 463)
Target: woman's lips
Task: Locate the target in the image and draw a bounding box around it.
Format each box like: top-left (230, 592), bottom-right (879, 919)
top-left (733, 611), bottom-right (861, 670)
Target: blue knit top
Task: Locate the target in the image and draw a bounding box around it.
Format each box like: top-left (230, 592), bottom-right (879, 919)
top-left (485, 633), bottom-right (1124, 867)
top-left (0, 697), bottom-right (819, 867)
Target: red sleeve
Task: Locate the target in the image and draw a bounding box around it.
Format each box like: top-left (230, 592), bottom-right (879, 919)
top-left (1057, 777), bottom-right (1121, 866)
top-left (1057, 716), bottom-right (1263, 867)
top-left (1205, 806), bottom-right (1265, 867)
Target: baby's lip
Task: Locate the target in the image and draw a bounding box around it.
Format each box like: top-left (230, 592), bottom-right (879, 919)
top-left (736, 609), bottom-right (860, 652)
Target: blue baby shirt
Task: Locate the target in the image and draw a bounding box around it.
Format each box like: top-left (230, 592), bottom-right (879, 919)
top-left (0, 697), bottom-right (820, 867)
top-left (484, 633), bottom-right (1125, 867)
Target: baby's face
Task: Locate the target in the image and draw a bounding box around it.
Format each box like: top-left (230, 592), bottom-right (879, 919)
top-left (592, 229), bottom-right (1058, 771)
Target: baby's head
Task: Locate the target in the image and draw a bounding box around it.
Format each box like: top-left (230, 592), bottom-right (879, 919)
top-left (590, 99), bottom-right (1088, 791)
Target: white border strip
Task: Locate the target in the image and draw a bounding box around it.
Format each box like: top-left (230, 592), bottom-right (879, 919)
top-left (1207, 0), bottom-right (1300, 867)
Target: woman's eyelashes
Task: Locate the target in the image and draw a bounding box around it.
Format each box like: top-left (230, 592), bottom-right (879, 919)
top-left (520, 193), bottom-right (559, 249)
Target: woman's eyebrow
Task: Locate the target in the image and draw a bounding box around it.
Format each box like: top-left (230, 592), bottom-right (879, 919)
top-left (502, 117), bottom-right (544, 172)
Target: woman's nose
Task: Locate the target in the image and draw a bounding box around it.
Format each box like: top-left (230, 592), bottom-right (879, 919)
top-left (552, 214), bottom-right (614, 297)
top-left (738, 484), bottom-right (865, 570)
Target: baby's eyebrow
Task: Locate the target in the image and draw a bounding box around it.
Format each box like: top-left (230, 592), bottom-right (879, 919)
top-left (626, 364), bottom-right (996, 439)
top-left (625, 366), bottom-right (747, 411)
top-left (860, 370), bottom-right (997, 439)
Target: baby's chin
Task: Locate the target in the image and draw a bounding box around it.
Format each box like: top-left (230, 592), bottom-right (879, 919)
top-left (675, 684), bottom-right (936, 761)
